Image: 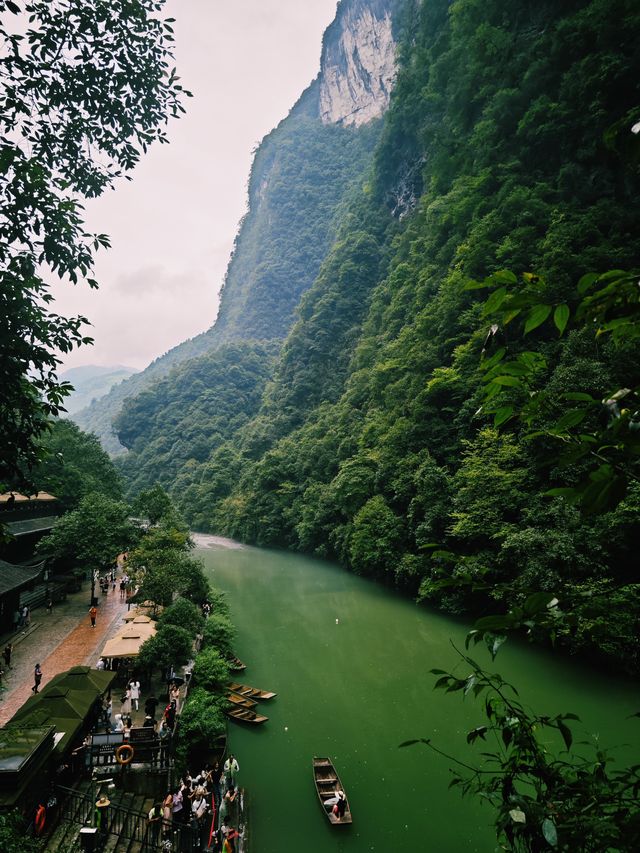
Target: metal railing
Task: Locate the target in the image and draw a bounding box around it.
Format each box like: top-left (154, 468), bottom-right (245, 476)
top-left (54, 784), bottom-right (217, 852)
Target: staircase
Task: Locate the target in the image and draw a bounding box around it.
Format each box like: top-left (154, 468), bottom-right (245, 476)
top-left (46, 781), bottom-right (154, 853)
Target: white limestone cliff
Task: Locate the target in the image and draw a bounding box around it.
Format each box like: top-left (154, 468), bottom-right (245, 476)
top-left (319, 0), bottom-right (397, 127)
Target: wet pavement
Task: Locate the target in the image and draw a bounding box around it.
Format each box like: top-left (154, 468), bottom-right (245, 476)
top-left (0, 584), bottom-right (130, 725)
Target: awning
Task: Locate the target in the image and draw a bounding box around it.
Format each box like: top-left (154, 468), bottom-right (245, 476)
top-left (101, 621), bottom-right (156, 659)
top-left (47, 666), bottom-right (115, 695)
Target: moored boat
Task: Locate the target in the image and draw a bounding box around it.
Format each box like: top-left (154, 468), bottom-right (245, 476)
top-left (226, 690), bottom-right (257, 709)
top-left (225, 706), bottom-right (268, 725)
top-left (228, 656), bottom-right (247, 672)
top-left (228, 681), bottom-right (276, 700)
top-left (312, 756), bottom-right (352, 825)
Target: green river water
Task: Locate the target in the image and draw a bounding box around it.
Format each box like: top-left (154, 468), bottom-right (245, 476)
top-left (194, 535), bottom-right (639, 853)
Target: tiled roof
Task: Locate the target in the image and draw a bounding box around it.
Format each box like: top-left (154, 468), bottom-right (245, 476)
top-left (0, 560), bottom-right (45, 595)
top-left (5, 517), bottom-right (57, 537)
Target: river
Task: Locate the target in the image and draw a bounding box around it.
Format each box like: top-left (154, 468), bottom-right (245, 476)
top-left (194, 534), bottom-right (640, 853)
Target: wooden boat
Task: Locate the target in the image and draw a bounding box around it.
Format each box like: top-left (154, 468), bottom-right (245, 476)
top-left (313, 757), bottom-right (352, 825)
top-left (226, 690), bottom-right (257, 709)
top-left (225, 706), bottom-right (268, 725)
top-left (228, 681), bottom-right (276, 700)
top-left (228, 656), bottom-right (247, 672)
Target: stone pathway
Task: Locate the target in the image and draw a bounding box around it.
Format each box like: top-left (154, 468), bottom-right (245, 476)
top-left (0, 586), bottom-right (129, 725)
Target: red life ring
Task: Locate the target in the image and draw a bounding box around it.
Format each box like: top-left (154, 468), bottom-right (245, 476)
top-left (35, 804), bottom-right (46, 835)
top-left (115, 743), bottom-right (134, 765)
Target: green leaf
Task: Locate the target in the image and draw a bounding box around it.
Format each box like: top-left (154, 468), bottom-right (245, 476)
top-left (491, 270), bottom-right (518, 285)
top-left (494, 406), bottom-right (515, 427)
top-left (553, 303), bottom-right (570, 334)
top-left (524, 592), bottom-right (556, 616)
top-left (466, 726), bottom-right (488, 743)
top-left (491, 375), bottom-right (523, 387)
top-left (542, 818), bottom-right (558, 847)
top-left (480, 346), bottom-right (506, 370)
top-left (577, 272), bottom-right (598, 294)
top-left (474, 615), bottom-right (516, 631)
top-left (554, 408), bottom-right (588, 431)
top-left (557, 719), bottom-right (573, 750)
top-left (545, 487), bottom-right (579, 501)
top-left (563, 392), bottom-right (595, 402)
top-left (503, 309), bottom-right (522, 325)
top-left (482, 287), bottom-right (508, 316)
top-left (524, 304), bottom-right (552, 334)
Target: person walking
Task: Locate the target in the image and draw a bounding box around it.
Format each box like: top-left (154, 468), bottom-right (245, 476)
top-left (148, 803), bottom-right (163, 847)
top-left (129, 679), bottom-right (141, 712)
top-left (169, 682), bottom-right (180, 712)
top-left (3, 643), bottom-right (12, 670)
top-left (32, 663), bottom-right (42, 693)
top-left (121, 687), bottom-right (132, 716)
top-left (89, 605), bottom-right (97, 628)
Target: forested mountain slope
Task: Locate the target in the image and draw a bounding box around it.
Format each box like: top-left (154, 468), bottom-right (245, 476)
top-left (73, 0), bottom-right (399, 453)
top-left (180, 0), bottom-right (640, 671)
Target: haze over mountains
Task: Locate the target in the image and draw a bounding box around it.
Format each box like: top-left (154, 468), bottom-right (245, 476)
top-left (72, 0), bottom-right (399, 454)
top-left (70, 0), bottom-right (640, 675)
top-left (61, 365), bottom-right (139, 416)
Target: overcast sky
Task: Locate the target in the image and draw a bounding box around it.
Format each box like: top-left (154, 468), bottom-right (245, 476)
top-left (52, 0), bottom-right (338, 371)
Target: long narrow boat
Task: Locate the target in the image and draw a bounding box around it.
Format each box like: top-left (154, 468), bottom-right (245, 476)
top-left (225, 706), bottom-right (268, 725)
top-left (228, 681), bottom-right (276, 701)
top-left (312, 757), bottom-right (352, 825)
top-left (228, 656), bottom-right (247, 673)
top-left (226, 690), bottom-right (257, 709)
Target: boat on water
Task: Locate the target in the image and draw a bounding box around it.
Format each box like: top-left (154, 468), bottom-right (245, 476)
top-left (226, 690), bottom-right (257, 709)
top-left (225, 706), bottom-right (268, 725)
top-left (228, 681), bottom-right (276, 700)
top-left (228, 656), bottom-right (247, 672)
top-left (312, 757), bottom-right (352, 825)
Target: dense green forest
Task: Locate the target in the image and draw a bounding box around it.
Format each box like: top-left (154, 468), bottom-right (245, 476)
top-left (114, 342), bottom-right (278, 509)
top-left (74, 110), bottom-right (381, 453)
top-left (116, 0), bottom-right (640, 673)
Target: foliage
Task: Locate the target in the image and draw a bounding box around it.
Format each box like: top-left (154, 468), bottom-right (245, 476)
top-left (159, 597), bottom-right (204, 637)
top-left (36, 493), bottom-right (136, 570)
top-left (0, 812), bottom-right (40, 853)
top-left (168, 0), bottom-right (640, 676)
top-left (201, 615), bottom-right (235, 658)
top-left (402, 651), bottom-right (640, 851)
top-left (132, 485), bottom-right (174, 525)
top-left (0, 0), bottom-right (189, 489)
top-left (74, 110), bottom-right (381, 453)
top-left (472, 268), bottom-right (640, 514)
top-left (208, 588), bottom-right (231, 619)
top-left (191, 648), bottom-right (230, 693)
top-left (134, 549), bottom-right (209, 609)
top-left (137, 623), bottom-right (192, 676)
top-left (174, 687), bottom-right (226, 771)
top-left (31, 419), bottom-right (122, 510)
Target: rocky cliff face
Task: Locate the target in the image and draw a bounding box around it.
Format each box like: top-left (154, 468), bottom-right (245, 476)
top-left (72, 0), bottom-right (401, 454)
top-left (319, 0), bottom-right (397, 127)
